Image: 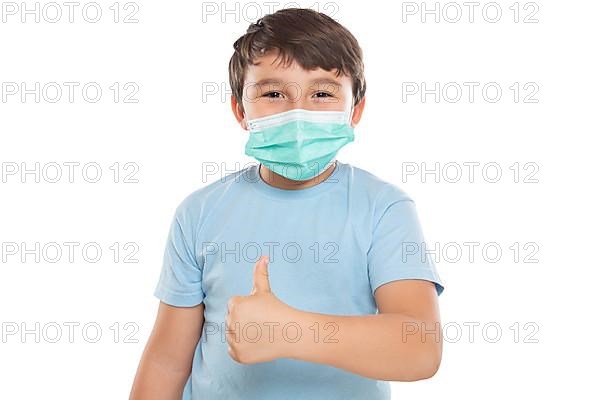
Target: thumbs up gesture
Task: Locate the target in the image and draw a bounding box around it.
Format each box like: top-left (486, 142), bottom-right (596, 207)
top-left (226, 255), bottom-right (299, 364)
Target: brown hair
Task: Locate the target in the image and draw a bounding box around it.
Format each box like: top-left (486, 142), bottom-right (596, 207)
top-left (228, 8), bottom-right (366, 112)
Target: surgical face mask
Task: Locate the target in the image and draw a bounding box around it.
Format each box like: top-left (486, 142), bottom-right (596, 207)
top-left (244, 108), bottom-right (355, 181)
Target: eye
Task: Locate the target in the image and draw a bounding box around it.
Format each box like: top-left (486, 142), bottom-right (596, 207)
top-left (262, 91), bottom-right (284, 98)
top-left (314, 91), bottom-right (334, 98)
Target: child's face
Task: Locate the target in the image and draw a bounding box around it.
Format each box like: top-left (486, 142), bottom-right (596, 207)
top-left (233, 49), bottom-right (364, 129)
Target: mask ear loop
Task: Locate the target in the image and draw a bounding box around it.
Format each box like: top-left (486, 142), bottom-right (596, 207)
top-left (328, 107), bottom-right (354, 173)
top-left (348, 106), bottom-right (354, 126)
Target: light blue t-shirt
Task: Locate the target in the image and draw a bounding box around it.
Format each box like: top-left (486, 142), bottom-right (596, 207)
top-left (153, 160), bottom-right (444, 400)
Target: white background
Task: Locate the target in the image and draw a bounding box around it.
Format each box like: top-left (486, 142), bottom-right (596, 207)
top-left (1, 0), bottom-right (598, 398)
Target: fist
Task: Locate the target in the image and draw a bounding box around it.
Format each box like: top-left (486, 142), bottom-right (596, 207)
top-left (226, 255), bottom-right (298, 364)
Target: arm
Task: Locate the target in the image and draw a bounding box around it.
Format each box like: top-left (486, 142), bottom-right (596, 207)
top-left (129, 301), bottom-right (205, 400)
top-left (227, 257), bottom-right (442, 382)
top-left (287, 279), bottom-right (442, 381)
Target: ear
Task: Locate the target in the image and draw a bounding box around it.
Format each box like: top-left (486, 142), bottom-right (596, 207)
top-left (231, 95), bottom-right (248, 130)
top-left (350, 96), bottom-right (366, 128)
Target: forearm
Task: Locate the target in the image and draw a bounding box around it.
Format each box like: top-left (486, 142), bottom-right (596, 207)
top-left (284, 310), bottom-right (442, 381)
top-left (129, 351), bottom-right (190, 399)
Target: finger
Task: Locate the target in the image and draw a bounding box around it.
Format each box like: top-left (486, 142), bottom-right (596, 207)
top-left (251, 255), bottom-right (271, 294)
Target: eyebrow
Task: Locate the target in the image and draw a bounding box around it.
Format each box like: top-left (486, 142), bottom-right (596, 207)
top-left (252, 78), bottom-right (342, 87)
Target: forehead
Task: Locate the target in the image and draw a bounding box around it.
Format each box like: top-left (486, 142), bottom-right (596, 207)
top-left (244, 50), bottom-right (352, 87)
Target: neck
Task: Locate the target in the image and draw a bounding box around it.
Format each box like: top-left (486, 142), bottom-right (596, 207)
top-left (259, 161), bottom-right (337, 190)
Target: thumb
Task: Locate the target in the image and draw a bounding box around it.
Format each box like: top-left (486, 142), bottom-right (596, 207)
top-left (251, 256), bottom-right (271, 294)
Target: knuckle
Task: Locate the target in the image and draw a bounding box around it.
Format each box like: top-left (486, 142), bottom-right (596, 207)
top-left (227, 296), bottom-right (240, 311)
top-left (227, 345), bottom-right (237, 360)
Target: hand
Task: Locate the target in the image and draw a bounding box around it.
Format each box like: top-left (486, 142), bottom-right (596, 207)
top-left (226, 255), bottom-right (300, 364)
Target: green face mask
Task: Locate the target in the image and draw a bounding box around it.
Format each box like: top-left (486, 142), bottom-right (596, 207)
top-left (244, 108), bottom-right (355, 181)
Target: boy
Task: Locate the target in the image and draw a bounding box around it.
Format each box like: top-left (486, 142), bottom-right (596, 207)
top-left (130, 8), bottom-right (444, 400)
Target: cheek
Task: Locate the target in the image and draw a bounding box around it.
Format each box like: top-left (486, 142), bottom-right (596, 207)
top-left (326, 86), bottom-right (353, 110)
top-left (243, 102), bottom-right (286, 120)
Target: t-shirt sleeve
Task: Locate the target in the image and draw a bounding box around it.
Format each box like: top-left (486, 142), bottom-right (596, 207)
top-left (153, 203), bottom-right (205, 307)
top-left (367, 186), bottom-right (445, 297)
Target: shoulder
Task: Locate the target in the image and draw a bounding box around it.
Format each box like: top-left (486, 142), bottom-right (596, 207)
top-left (345, 162), bottom-right (414, 205)
top-left (173, 165), bottom-right (253, 223)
